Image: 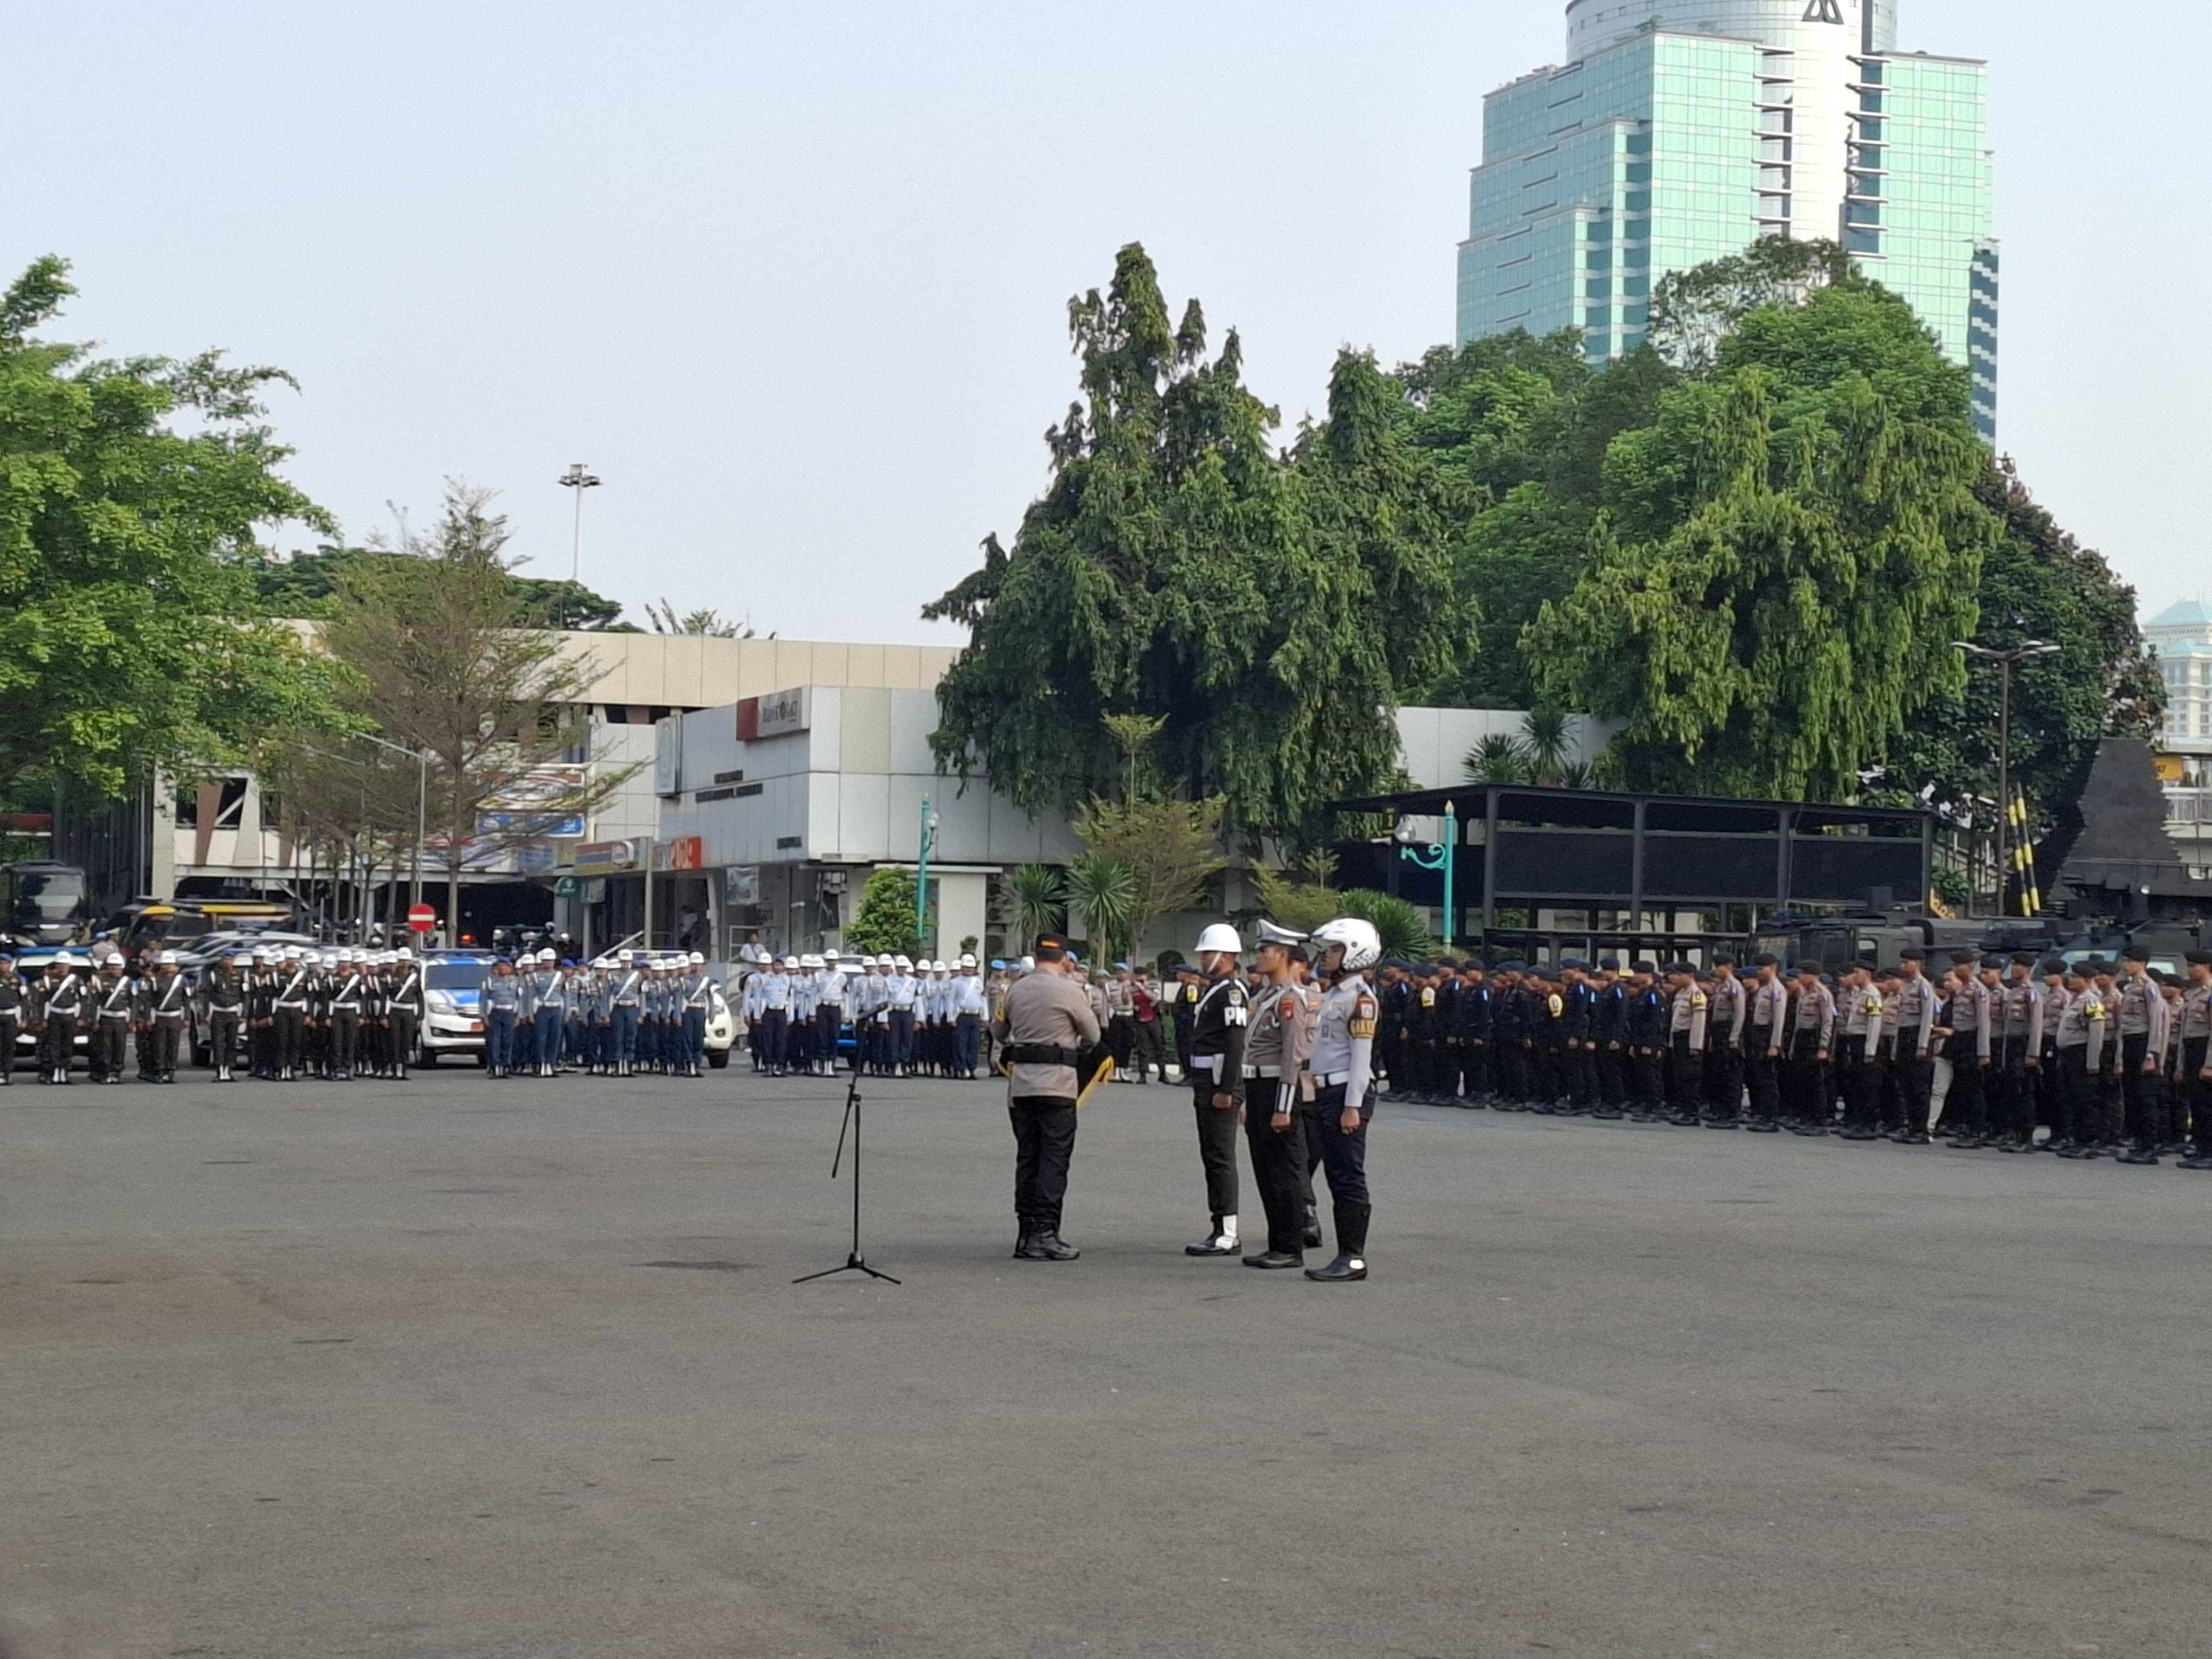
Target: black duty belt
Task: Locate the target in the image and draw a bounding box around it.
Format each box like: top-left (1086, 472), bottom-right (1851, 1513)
top-left (1004, 1043), bottom-right (1080, 1066)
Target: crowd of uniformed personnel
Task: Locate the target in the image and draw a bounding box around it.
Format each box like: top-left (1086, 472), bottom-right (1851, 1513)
top-left (0, 944), bottom-right (427, 1084)
top-left (475, 949), bottom-right (724, 1078)
top-left (1366, 946), bottom-right (2212, 1167)
top-left (732, 949), bottom-right (993, 1079)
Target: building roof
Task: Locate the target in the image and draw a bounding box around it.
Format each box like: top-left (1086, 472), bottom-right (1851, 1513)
top-left (2156, 638), bottom-right (2212, 658)
top-left (2146, 599), bottom-right (2212, 628)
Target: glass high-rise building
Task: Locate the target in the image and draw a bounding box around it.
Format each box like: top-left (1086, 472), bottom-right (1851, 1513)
top-left (1456, 1), bottom-right (1997, 438)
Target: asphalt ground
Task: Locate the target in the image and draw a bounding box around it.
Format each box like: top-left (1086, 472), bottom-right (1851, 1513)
top-left (3, 1067), bottom-right (2209, 1659)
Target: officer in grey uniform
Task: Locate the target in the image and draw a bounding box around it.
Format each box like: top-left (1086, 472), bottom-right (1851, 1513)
top-left (1239, 921), bottom-right (1315, 1271)
top-left (1885, 948), bottom-right (1939, 1142)
top-left (2113, 946), bottom-right (2172, 1165)
top-left (2178, 951), bottom-right (2212, 1171)
top-left (1300, 917), bottom-right (1384, 1282)
top-left (989, 933), bottom-right (1101, 1261)
top-left (1182, 923), bottom-right (1251, 1258)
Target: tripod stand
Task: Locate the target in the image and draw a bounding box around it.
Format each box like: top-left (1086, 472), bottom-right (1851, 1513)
top-left (793, 1071), bottom-right (900, 1285)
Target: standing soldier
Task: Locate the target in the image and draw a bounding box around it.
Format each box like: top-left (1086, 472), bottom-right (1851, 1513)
top-left (146, 951), bottom-right (191, 1083)
top-left (388, 949), bottom-right (423, 1081)
top-left (681, 951), bottom-right (715, 1079)
top-left (1702, 953), bottom-right (1746, 1126)
top-left (1934, 949), bottom-right (1992, 1147)
top-left (1182, 923), bottom-right (1250, 1259)
top-left (200, 951), bottom-right (248, 1082)
top-left (1742, 954), bottom-right (1789, 1131)
top-left (272, 948), bottom-right (313, 1082)
top-left (327, 951), bottom-right (366, 1081)
top-left (1166, 962), bottom-right (1200, 1083)
top-left (90, 956), bottom-right (135, 1085)
top-left (607, 950), bottom-right (644, 1077)
top-left (817, 950), bottom-right (850, 1078)
top-left (1783, 961), bottom-right (1835, 1134)
top-left (1301, 917), bottom-right (1383, 1283)
top-left (989, 933), bottom-right (1100, 1261)
top-left (1836, 960), bottom-right (1887, 1139)
top-left (32, 956), bottom-right (88, 1084)
top-left (1885, 949), bottom-right (1939, 1143)
top-left (1664, 963), bottom-right (1707, 1126)
top-left (0, 948), bottom-right (20, 1085)
top-left (1239, 922), bottom-right (1314, 1271)
top-left (480, 957), bottom-right (521, 1078)
top-left (2113, 946), bottom-right (2172, 1165)
top-left (2177, 952), bottom-right (2211, 1171)
top-left (528, 950), bottom-right (566, 1079)
top-left (2051, 962), bottom-right (2108, 1159)
top-left (952, 955), bottom-right (987, 1081)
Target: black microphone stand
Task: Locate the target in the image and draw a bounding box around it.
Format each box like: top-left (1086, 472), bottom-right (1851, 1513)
top-left (793, 1069), bottom-right (900, 1285)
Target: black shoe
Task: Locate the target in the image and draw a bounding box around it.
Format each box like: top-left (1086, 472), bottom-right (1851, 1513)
top-left (1185, 1228), bottom-right (1242, 1258)
top-left (2115, 1148), bottom-right (2160, 1166)
top-left (1997, 1137), bottom-right (2034, 1153)
top-left (2178, 1155), bottom-right (2212, 1171)
top-left (1891, 1130), bottom-right (1931, 1144)
top-left (1031, 1232), bottom-right (1080, 1261)
top-left (1592, 1108), bottom-right (1623, 1120)
top-left (1304, 1253), bottom-right (1367, 1282)
top-left (1701, 1116), bottom-right (1739, 1129)
top-left (1014, 1232), bottom-right (1049, 1260)
top-left (1244, 1250), bottom-right (1304, 1270)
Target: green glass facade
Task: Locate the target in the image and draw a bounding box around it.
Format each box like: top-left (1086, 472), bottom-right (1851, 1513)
top-left (1457, 5), bottom-right (1996, 438)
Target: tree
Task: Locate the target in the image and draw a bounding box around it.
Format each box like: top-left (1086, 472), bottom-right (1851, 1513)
top-left (1872, 457), bottom-right (2162, 819)
top-left (250, 545), bottom-right (629, 630)
top-left (1526, 284), bottom-right (1994, 800)
top-left (1519, 709), bottom-right (1577, 786)
top-left (924, 244), bottom-right (1464, 846)
top-left (844, 866), bottom-right (919, 957)
top-left (999, 863), bottom-right (1068, 945)
top-left (1647, 236), bottom-right (1855, 374)
top-left (1063, 852), bottom-right (1136, 964)
top-left (646, 600), bottom-right (757, 638)
top-left (0, 256), bottom-right (342, 802)
top-left (1464, 733), bottom-right (1531, 785)
top-left (319, 484), bottom-right (633, 930)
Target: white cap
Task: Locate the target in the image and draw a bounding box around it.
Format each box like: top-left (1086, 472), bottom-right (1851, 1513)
top-left (538, 947), bottom-right (556, 962)
top-left (618, 949), bottom-right (634, 962)
top-left (959, 953), bottom-right (976, 968)
top-left (824, 948), bottom-right (841, 961)
top-left (397, 947), bottom-right (413, 961)
top-left (801, 953), bottom-right (823, 969)
top-left (893, 954), bottom-right (912, 970)
top-left (688, 950), bottom-right (705, 965)
top-left (157, 950), bottom-right (179, 966)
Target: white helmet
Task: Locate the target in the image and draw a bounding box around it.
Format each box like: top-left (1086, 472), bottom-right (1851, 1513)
top-left (157, 950), bottom-right (179, 967)
top-left (959, 953), bottom-right (976, 968)
top-left (538, 947), bottom-right (557, 962)
top-left (397, 947), bottom-right (413, 961)
top-left (688, 950), bottom-right (705, 965)
top-left (1311, 916), bottom-right (1383, 973)
top-left (893, 955), bottom-right (912, 971)
top-left (801, 953), bottom-right (823, 969)
top-left (618, 949), bottom-right (634, 963)
top-left (1193, 923), bottom-right (1242, 958)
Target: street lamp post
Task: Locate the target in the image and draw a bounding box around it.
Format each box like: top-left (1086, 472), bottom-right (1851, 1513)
top-left (557, 463), bottom-right (602, 589)
top-left (1953, 640), bottom-right (2061, 915)
top-left (1394, 800), bottom-right (1459, 951)
top-left (916, 798), bottom-right (939, 957)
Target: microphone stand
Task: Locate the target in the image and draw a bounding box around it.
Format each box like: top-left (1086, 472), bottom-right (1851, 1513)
top-left (793, 1070), bottom-right (900, 1285)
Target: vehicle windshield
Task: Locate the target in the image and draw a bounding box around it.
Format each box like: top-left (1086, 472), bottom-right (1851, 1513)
top-left (16, 869), bottom-right (87, 919)
top-left (426, 962), bottom-right (487, 992)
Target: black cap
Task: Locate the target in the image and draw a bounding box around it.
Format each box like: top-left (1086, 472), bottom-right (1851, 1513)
top-left (1034, 934), bottom-right (1070, 961)
top-left (1978, 955), bottom-right (2005, 970)
top-left (1597, 956), bottom-right (1620, 972)
top-left (1712, 952), bottom-right (1735, 966)
top-left (1950, 948), bottom-right (1977, 965)
top-left (1631, 960), bottom-right (1658, 975)
top-left (2187, 950), bottom-right (2212, 967)
top-left (1900, 946), bottom-right (1925, 961)
top-left (2122, 945), bottom-right (2150, 963)
top-left (2039, 956), bottom-right (2068, 976)
top-left (1796, 960), bottom-right (1823, 976)
top-left (2010, 951), bottom-right (2038, 966)
top-left (1751, 952), bottom-right (1779, 968)
top-left (1855, 956), bottom-right (1879, 970)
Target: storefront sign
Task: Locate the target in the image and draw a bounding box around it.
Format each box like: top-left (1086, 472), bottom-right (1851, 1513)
top-left (737, 687), bottom-right (809, 741)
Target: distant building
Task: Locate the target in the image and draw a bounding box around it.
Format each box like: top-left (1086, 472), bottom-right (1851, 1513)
top-left (1456, 0), bottom-right (1998, 438)
top-left (2146, 599), bottom-right (2212, 870)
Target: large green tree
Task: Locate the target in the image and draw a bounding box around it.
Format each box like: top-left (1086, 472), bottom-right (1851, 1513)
top-left (1872, 457), bottom-right (2161, 817)
top-left (252, 544), bottom-right (630, 631)
top-left (1525, 282), bottom-right (1994, 799)
top-left (0, 257), bottom-right (340, 801)
top-left (925, 243), bottom-right (1463, 844)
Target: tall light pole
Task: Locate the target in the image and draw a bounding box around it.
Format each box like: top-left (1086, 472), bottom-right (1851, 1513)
top-left (1953, 640), bottom-right (2061, 915)
top-left (356, 732), bottom-right (432, 914)
top-left (557, 463), bottom-right (601, 588)
top-left (1395, 801), bottom-right (1458, 951)
top-left (916, 797), bottom-right (938, 957)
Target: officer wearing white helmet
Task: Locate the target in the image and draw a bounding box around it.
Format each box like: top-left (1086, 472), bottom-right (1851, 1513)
top-left (886, 954), bottom-right (919, 1077)
top-left (815, 949), bottom-right (848, 1077)
top-left (1301, 917), bottom-right (1384, 1282)
top-left (679, 950), bottom-right (713, 1078)
top-left (789, 954), bottom-right (822, 1075)
top-left (1183, 923), bottom-right (1251, 1258)
top-left (953, 954), bottom-right (987, 1079)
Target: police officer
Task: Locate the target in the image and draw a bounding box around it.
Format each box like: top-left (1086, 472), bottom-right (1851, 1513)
top-left (90, 956), bottom-right (134, 1084)
top-left (1240, 921), bottom-right (1314, 1271)
top-left (2052, 962), bottom-right (2108, 1159)
top-left (1183, 923), bottom-right (1250, 1258)
top-left (1664, 964), bottom-right (1707, 1125)
top-left (31, 956), bottom-right (87, 1084)
top-left (989, 933), bottom-right (1101, 1260)
top-left (200, 951), bottom-right (248, 1082)
top-left (2177, 951), bottom-right (2212, 1171)
top-left (952, 955), bottom-right (986, 1080)
top-left (481, 957), bottom-right (523, 1078)
top-left (817, 950), bottom-right (850, 1077)
top-left (273, 948), bottom-right (314, 1082)
top-left (1783, 961), bottom-right (1835, 1134)
top-left (1301, 917), bottom-right (1382, 1283)
top-left (1704, 952), bottom-right (1746, 1126)
top-left (0, 948), bottom-right (20, 1084)
top-left (1885, 948), bottom-right (1939, 1143)
top-left (146, 951), bottom-right (191, 1083)
top-left (2113, 946), bottom-right (2172, 1165)
top-left (387, 949), bottom-right (424, 1080)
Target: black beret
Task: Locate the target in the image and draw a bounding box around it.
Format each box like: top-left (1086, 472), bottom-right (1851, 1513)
top-left (1752, 952), bottom-right (1779, 968)
top-left (1597, 956), bottom-right (1620, 971)
top-left (1979, 955), bottom-right (2005, 970)
top-left (1856, 956), bottom-right (1879, 970)
top-left (1631, 960), bottom-right (1658, 975)
top-left (1712, 952), bottom-right (1735, 966)
top-left (1796, 960), bottom-right (1824, 976)
top-left (2010, 951), bottom-right (2039, 966)
top-left (1899, 946), bottom-right (1924, 961)
top-left (2187, 950), bottom-right (2212, 967)
top-left (2122, 946), bottom-right (2150, 962)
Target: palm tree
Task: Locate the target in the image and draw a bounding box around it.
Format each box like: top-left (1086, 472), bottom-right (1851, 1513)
top-left (1064, 852), bottom-right (1136, 963)
top-left (1338, 890), bottom-right (1439, 961)
top-left (1555, 760), bottom-right (1593, 791)
top-left (1002, 863), bottom-right (1068, 944)
top-left (1464, 732), bottom-right (1532, 785)
top-left (1519, 708), bottom-right (1577, 787)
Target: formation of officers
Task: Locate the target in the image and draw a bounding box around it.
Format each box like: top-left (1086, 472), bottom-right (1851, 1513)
top-left (1367, 946), bottom-right (2212, 1168)
top-left (732, 949), bottom-right (991, 1081)
top-left (990, 917), bottom-right (1385, 1282)
top-left (0, 944), bottom-right (426, 1084)
top-left (475, 949), bottom-right (725, 1078)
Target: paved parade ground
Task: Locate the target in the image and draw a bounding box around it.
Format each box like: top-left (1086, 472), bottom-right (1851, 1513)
top-left (4, 1070), bottom-right (2209, 1658)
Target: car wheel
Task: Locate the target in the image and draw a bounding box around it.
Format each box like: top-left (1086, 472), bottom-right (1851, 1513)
top-left (420, 1049), bottom-right (439, 1068)
top-left (707, 1050), bottom-right (729, 1070)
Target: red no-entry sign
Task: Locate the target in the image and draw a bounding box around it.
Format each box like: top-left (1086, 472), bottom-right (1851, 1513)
top-left (407, 904), bottom-right (437, 934)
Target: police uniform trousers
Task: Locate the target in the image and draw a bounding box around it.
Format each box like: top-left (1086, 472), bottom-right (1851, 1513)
top-left (1008, 1093), bottom-right (1077, 1235)
top-left (1991, 1037), bottom-right (2031, 1142)
top-left (1703, 1041), bottom-right (1742, 1121)
top-left (0, 1013), bottom-right (18, 1082)
top-left (486, 1007), bottom-right (517, 1072)
top-left (274, 1006), bottom-right (307, 1076)
top-left (2120, 1032), bottom-right (2165, 1150)
top-left (1304, 1083), bottom-right (1372, 1257)
top-left (93, 1016), bottom-right (130, 1081)
top-left (1242, 1077), bottom-right (1308, 1257)
top-left (954, 1012), bottom-right (981, 1076)
top-left (152, 1015), bottom-right (185, 1076)
top-left (1938, 1032), bottom-right (1985, 1137)
top-left (2183, 1038), bottom-right (2210, 1158)
top-left (1745, 1031), bottom-right (1784, 1123)
top-left (1188, 1066), bottom-right (1240, 1218)
top-left (819, 1006), bottom-right (844, 1072)
top-left (42, 1012), bottom-right (78, 1077)
top-left (390, 1008), bottom-right (417, 1074)
top-left (208, 1011), bottom-right (241, 1077)
top-left (1784, 1028), bottom-right (1825, 1126)
top-left (2056, 1045), bottom-right (2098, 1145)
top-left (1668, 1035), bottom-right (1703, 1115)
top-left (331, 1007), bottom-right (360, 1075)
top-left (1835, 1033), bottom-right (1873, 1128)
top-left (759, 1008), bottom-right (788, 1071)
top-left (1888, 1045), bottom-right (1932, 1134)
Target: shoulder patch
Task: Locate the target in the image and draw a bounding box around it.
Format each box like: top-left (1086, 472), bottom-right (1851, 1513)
top-left (1277, 995), bottom-right (1300, 1021)
top-left (1348, 994), bottom-right (1378, 1040)
top-left (1689, 992), bottom-right (1707, 1010)
top-left (1419, 987), bottom-right (1436, 1007)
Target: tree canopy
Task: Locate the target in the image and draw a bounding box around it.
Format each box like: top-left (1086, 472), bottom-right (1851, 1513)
top-left (924, 243), bottom-right (1464, 846)
top-left (0, 256), bottom-right (341, 802)
top-left (251, 543), bottom-right (631, 631)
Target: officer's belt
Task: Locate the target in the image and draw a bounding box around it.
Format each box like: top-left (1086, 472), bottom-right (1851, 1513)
top-left (1240, 1065), bottom-right (1282, 1079)
top-left (1003, 1042), bottom-right (1081, 1066)
top-left (1311, 1070), bottom-right (1353, 1087)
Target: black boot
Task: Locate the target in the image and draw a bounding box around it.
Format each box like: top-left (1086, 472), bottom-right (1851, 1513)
top-left (1185, 1216), bottom-right (1240, 1257)
top-left (1305, 1201), bottom-right (1369, 1281)
top-left (1301, 1203), bottom-right (1323, 1250)
top-left (1031, 1230), bottom-right (1079, 1261)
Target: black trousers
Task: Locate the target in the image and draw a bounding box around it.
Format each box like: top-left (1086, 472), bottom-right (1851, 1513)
top-left (2058, 1046), bottom-right (2098, 1143)
top-left (152, 1018), bottom-right (184, 1075)
top-left (0, 1014), bottom-right (17, 1080)
top-left (42, 1014), bottom-right (77, 1074)
top-left (1190, 1077), bottom-right (1240, 1218)
top-left (331, 1008), bottom-right (359, 1073)
top-left (275, 1008), bottom-right (306, 1074)
top-left (1940, 1033), bottom-right (1985, 1136)
top-left (1705, 1043), bottom-right (1743, 1120)
top-left (1008, 1095), bottom-right (1077, 1232)
top-left (1835, 1033), bottom-right (1872, 1125)
top-left (1889, 1046), bottom-right (1932, 1133)
top-left (1306, 1084), bottom-right (1373, 1256)
top-left (390, 1009), bottom-right (417, 1072)
top-left (1630, 1046), bottom-right (1664, 1111)
top-left (1668, 1034), bottom-right (1703, 1112)
top-left (2120, 1032), bottom-right (2164, 1148)
top-left (1784, 1028), bottom-right (1825, 1123)
top-left (92, 1018), bottom-right (129, 1079)
top-left (1243, 1079), bottom-right (1308, 1255)
top-left (208, 1012), bottom-right (240, 1074)
top-left (2184, 1039), bottom-right (2209, 1154)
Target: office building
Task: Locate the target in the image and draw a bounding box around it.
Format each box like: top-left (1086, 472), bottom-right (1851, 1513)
top-left (2147, 599), bottom-right (2212, 870)
top-left (1457, 0), bottom-right (1998, 438)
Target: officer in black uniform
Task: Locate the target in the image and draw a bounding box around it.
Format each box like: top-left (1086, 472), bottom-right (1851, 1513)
top-left (0, 948), bottom-right (20, 1085)
top-left (1455, 960), bottom-right (1492, 1107)
top-left (200, 953), bottom-right (247, 1082)
top-left (1184, 923), bottom-right (1250, 1258)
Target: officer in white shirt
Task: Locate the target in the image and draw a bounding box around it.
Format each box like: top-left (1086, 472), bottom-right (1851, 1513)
top-left (757, 956), bottom-right (794, 1077)
top-left (815, 950), bottom-right (848, 1077)
top-left (953, 954), bottom-right (987, 1079)
top-left (886, 955), bottom-right (919, 1077)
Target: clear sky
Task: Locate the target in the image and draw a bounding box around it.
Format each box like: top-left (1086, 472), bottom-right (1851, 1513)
top-left (7, 2), bottom-right (2205, 644)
